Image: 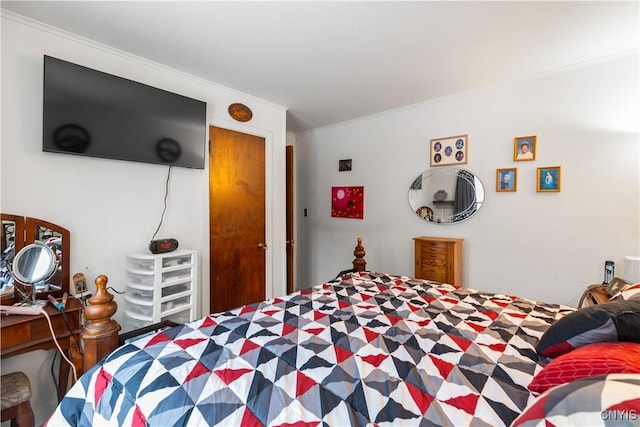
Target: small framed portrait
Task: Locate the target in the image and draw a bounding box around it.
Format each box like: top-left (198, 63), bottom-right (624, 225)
top-left (537, 166), bottom-right (561, 192)
top-left (496, 168), bottom-right (517, 192)
top-left (338, 159), bottom-right (352, 172)
top-left (430, 134), bottom-right (468, 166)
top-left (513, 135), bottom-right (537, 161)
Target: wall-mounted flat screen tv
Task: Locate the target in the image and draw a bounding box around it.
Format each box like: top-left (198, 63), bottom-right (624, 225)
top-left (43, 55), bottom-right (206, 169)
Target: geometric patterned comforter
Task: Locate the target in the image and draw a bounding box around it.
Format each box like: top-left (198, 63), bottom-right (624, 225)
top-left (47, 271), bottom-right (574, 426)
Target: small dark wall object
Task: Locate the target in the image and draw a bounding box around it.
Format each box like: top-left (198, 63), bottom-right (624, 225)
top-left (339, 159), bottom-right (352, 171)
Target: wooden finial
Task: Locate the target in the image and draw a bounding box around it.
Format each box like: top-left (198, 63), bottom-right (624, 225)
top-left (353, 237), bottom-right (366, 272)
top-left (83, 275), bottom-right (118, 334)
top-left (82, 275), bottom-right (121, 372)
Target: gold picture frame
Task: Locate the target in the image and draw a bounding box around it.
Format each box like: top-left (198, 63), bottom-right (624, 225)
top-left (513, 135), bottom-right (537, 161)
top-left (496, 168), bottom-right (517, 192)
top-left (430, 134), bottom-right (468, 167)
top-left (537, 166), bottom-right (561, 192)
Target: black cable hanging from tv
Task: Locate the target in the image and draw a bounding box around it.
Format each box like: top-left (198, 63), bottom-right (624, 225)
top-left (151, 166), bottom-right (172, 242)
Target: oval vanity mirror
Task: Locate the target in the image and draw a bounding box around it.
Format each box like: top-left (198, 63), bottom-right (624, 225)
top-left (11, 242), bottom-right (58, 306)
top-left (408, 167), bottom-right (484, 224)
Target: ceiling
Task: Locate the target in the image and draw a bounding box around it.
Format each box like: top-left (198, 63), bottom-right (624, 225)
top-left (2, 1), bottom-right (638, 132)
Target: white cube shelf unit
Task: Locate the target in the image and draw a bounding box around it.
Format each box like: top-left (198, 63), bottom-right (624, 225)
top-left (124, 249), bottom-right (198, 332)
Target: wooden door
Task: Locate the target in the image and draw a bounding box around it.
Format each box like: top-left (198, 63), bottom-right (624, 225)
top-left (209, 126), bottom-right (266, 313)
top-left (286, 145), bottom-right (294, 294)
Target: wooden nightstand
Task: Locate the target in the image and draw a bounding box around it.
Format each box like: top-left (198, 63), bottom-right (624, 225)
top-left (413, 236), bottom-right (463, 287)
top-left (579, 285), bottom-right (611, 307)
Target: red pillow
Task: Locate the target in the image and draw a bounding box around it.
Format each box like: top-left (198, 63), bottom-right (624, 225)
top-left (529, 341), bottom-right (640, 394)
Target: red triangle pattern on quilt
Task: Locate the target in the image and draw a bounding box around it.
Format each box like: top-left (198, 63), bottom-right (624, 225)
top-left (214, 368), bottom-right (252, 385)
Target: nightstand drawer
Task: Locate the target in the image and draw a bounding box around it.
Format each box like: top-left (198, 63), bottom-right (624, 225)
top-left (417, 241), bottom-right (448, 262)
top-left (417, 265), bottom-right (449, 283)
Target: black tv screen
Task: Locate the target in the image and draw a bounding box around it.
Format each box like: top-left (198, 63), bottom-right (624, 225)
top-left (43, 55), bottom-right (206, 169)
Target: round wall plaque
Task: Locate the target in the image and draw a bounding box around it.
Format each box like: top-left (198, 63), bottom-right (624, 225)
top-left (228, 103), bottom-right (253, 122)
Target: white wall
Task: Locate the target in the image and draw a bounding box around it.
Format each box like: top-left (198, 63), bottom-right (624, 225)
top-left (1, 8), bottom-right (638, 425)
top-left (1, 12), bottom-right (287, 424)
top-left (294, 53), bottom-right (639, 307)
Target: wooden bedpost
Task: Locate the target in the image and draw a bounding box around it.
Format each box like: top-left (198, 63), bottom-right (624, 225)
top-left (353, 237), bottom-right (366, 272)
top-left (82, 275), bottom-right (120, 372)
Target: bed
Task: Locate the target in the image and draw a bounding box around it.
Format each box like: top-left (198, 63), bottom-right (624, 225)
top-left (47, 241), bottom-right (640, 426)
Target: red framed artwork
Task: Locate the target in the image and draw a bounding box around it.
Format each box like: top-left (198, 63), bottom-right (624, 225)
top-left (331, 186), bottom-right (364, 219)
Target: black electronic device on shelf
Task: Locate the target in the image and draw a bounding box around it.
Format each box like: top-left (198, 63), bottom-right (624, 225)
top-left (149, 238), bottom-right (179, 254)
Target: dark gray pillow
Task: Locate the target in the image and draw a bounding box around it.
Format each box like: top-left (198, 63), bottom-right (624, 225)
top-left (536, 300), bottom-right (640, 359)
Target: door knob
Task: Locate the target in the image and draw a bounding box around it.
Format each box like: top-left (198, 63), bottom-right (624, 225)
top-left (257, 243), bottom-right (267, 249)
top-left (286, 239), bottom-right (295, 245)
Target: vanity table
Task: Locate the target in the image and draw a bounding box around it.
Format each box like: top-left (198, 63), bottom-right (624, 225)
top-left (0, 298), bottom-right (83, 401)
top-left (0, 214), bottom-right (120, 401)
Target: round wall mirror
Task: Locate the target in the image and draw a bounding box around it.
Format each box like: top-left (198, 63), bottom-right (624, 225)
top-left (408, 167), bottom-right (484, 224)
top-left (12, 242), bottom-right (57, 286)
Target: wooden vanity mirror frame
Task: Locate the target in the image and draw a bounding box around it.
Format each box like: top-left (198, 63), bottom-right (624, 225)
top-left (1, 214), bottom-right (70, 305)
top-left (1, 213), bottom-right (25, 254)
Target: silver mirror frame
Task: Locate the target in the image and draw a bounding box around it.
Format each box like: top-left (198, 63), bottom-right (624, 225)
top-left (408, 167), bottom-right (485, 224)
top-left (12, 241), bottom-right (58, 285)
